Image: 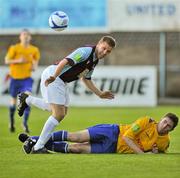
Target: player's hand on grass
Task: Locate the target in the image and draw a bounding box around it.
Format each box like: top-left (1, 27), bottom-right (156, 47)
top-left (151, 144), bottom-right (159, 154)
top-left (99, 91), bottom-right (114, 99)
top-left (45, 76), bottom-right (56, 86)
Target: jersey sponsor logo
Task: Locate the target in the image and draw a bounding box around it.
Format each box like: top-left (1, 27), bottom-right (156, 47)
top-left (74, 53), bottom-right (82, 62)
top-left (132, 124), bottom-right (140, 133)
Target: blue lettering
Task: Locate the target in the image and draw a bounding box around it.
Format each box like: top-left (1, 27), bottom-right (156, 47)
top-left (11, 7), bottom-right (26, 17)
top-left (158, 5), bottom-right (164, 16)
top-left (150, 4), bottom-right (156, 15)
top-left (167, 4), bottom-right (176, 16)
top-left (127, 3), bottom-right (176, 16)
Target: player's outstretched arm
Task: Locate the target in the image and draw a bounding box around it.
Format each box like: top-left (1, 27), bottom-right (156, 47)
top-left (81, 77), bottom-right (114, 99)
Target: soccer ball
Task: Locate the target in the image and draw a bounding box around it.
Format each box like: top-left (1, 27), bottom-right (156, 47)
top-left (48, 11), bottom-right (69, 31)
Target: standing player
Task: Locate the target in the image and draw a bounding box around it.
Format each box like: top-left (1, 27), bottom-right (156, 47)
top-left (5, 29), bottom-right (40, 133)
top-left (18, 36), bottom-right (116, 153)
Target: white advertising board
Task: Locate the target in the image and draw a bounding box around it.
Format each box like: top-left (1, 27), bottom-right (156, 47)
top-left (109, 0), bottom-right (180, 31)
top-left (0, 66), bottom-right (157, 107)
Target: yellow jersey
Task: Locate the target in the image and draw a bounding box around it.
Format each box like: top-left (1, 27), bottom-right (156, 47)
top-left (116, 116), bottom-right (170, 153)
top-left (5, 43), bottom-right (40, 79)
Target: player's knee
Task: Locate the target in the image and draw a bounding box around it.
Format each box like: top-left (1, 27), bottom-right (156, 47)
top-left (68, 133), bottom-right (83, 142)
top-left (53, 112), bottom-right (66, 121)
top-left (68, 133), bottom-right (77, 142)
top-left (59, 113), bottom-right (66, 120)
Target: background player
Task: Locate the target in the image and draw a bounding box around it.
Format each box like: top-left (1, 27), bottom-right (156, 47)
top-left (5, 29), bottom-right (40, 133)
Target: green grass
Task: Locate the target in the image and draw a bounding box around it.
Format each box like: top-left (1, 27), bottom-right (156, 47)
top-left (0, 106), bottom-right (180, 178)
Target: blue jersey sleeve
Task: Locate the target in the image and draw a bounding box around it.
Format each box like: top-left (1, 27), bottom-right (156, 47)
top-left (65, 47), bottom-right (92, 65)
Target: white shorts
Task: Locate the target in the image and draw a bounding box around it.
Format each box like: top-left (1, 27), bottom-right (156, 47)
top-left (40, 65), bottom-right (70, 106)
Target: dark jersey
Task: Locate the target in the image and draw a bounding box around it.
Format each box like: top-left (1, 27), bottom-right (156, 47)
top-left (55, 46), bottom-right (99, 83)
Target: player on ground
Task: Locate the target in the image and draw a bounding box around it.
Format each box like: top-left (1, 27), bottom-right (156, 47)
top-left (19, 112), bottom-right (178, 154)
top-left (5, 29), bottom-right (40, 133)
top-left (18, 36), bottom-right (116, 153)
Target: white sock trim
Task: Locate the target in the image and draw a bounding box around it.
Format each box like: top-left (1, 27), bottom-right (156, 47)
top-left (65, 143), bottom-right (68, 153)
top-left (62, 131), bottom-right (64, 140)
top-left (25, 95), bottom-right (32, 106)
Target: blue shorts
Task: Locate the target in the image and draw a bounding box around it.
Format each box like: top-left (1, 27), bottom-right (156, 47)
top-left (87, 124), bottom-right (119, 153)
top-left (9, 77), bottom-right (33, 97)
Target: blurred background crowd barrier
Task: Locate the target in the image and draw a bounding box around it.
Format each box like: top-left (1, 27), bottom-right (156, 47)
top-left (0, 0), bottom-right (180, 105)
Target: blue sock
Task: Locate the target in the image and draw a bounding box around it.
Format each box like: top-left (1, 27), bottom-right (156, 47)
top-left (52, 130), bottom-right (68, 141)
top-left (31, 136), bottom-right (68, 153)
top-left (9, 105), bottom-right (16, 127)
top-left (52, 141), bottom-right (69, 153)
top-left (23, 106), bottom-right (31, 127)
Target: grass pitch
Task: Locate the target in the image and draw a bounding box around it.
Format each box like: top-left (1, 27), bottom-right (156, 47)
top-left (0, 106), bottom-right (180, 178)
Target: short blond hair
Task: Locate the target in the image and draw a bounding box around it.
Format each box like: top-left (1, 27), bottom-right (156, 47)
top-left (99, 36), bottom-right (116, 48)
